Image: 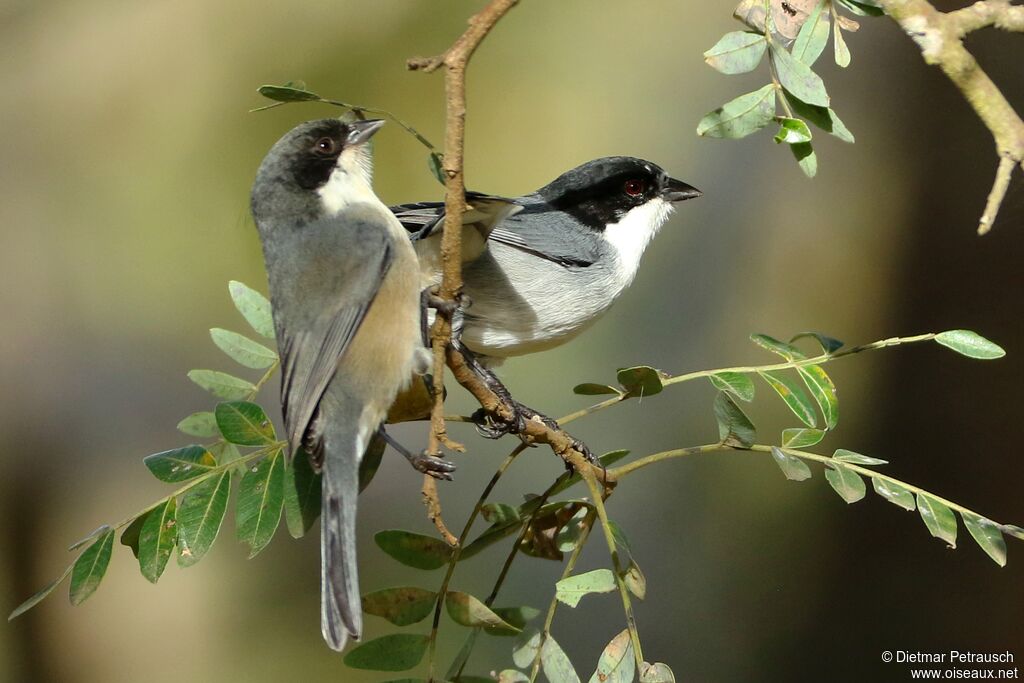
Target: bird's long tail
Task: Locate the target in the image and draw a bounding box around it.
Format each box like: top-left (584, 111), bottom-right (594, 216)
top-left (320, 423), bottom-right (364, 651)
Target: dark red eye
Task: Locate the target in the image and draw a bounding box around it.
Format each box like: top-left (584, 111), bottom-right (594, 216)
top-left (314, 137), bottom-right (336, 155)
top-left (624, 179), bottom-right (644, 197)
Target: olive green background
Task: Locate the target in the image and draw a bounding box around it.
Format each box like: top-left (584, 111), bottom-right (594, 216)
top-left (1, 1), bottom-right (1021, 681)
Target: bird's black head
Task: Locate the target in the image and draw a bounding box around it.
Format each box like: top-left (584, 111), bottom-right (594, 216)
top-left (251, 118), bottom-right (385, 226)
top-left (536, 156), bottom-right (700, 230)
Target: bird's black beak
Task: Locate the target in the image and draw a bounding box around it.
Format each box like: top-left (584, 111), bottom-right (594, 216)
top-left (660, 177), bottom-right (702, 203)
top-left (346, 119), bottom-right (386, 146)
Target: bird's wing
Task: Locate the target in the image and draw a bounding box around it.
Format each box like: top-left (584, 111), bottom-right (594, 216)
top-left (486, 206), bottom-right (601, 268)
top-left (276, 232), bottom-right (393, 458)
top-left (390, 192), bottom-right (521, 242)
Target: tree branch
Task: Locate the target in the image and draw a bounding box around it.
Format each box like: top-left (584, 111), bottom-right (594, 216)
top-left (877, 0), bottom-right (1024, 233)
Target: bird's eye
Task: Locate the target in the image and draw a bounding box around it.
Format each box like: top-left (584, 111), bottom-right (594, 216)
top-left (313, 137), bottom-right (336, 155)
top-left (623, 179), bottom-right (645, 197)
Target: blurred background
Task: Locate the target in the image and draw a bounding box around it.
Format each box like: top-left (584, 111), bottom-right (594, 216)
top-left (1, 1), bottom-right (1022, 681)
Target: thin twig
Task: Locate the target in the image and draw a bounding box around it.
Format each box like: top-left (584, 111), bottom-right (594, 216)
top-left (978, 155), bottom-right (1017, 234)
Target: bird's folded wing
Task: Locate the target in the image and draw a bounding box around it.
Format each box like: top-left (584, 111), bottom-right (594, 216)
top-left (390, 192), bottom-right (520, 242)
top-left (277, 234), bottom-right (393, 458)
top-left (486, 208), bottom-right (600, 268)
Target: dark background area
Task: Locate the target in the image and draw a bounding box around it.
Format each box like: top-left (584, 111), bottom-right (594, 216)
top-left (1, 2), bottom-right (1021, 681)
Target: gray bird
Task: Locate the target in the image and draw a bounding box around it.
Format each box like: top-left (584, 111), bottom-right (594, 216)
top-left (251, 117), bottom-right (449, 651)
top-left (390, 157), bottom-right (701, 431)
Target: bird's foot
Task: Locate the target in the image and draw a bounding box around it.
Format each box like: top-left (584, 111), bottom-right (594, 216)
top-left (406, 450), bottom-right (457, 481)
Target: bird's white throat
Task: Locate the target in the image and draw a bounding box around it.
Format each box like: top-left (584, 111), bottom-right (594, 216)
top-left (603, 198), bottom-right (674, 287)
top-left (318, 146), bottom-right (377, 215)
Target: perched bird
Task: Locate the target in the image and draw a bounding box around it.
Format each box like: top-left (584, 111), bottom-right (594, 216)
top-left (389, 157), bottom-right (701, 429)
top-left (250, 118), bottom-right (450, 651)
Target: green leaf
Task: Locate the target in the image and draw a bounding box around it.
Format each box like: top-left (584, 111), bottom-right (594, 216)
top-left (617, 366), bottom-right (664, 397)
top-left (962, 512), bottom-right (1006, 566)
top-left (824, 464), bottom-right (866, 503)
top-left (210, 328), bottom-right (277, 369)
top-left (343, 633), bottom-right (430, 671)
top-left (362, 586), bottom-right (437, 626)
top-left (770, 446), bottom-right (812, 481)
top-left (144, 445), bottom-right (217, 483)
top-left (214, 401), bottom-right (276, 446)
top-left (709, 372), bottom-right (755, 401)
top-left (833, 21), bottom-right (851, 67)
top-left (572, 383), bottom-right (622, 396)
top-left (917, 493), bottom-right (958, 547)
top-left (697, 85), bottom-right (777, 139)
top-left (792, 0), bottom-right (830, 65)
top-left (791, 141), bottom-right (818, 178)
top-left (188, 369), bottom-right (257, 400)
top-left (714, 392), bottom-right (756, 448)
top-left (769, 42), bottom-right (830, 107)
top-left (257, 84), bottom-right (321, 102)
top-left (935, 330), bottom-right (1005, 359)
top-left (798, 365), bottom-right (839, 430)
top-left (548, 450), bottom-right (630, 496)
top-left (784, 93), bottom-right (855, 142)
top-left (703, 31), bottom-right (768, 74)
top-left (69, 529), bottom-right (114, 606)
top-left (374, 529), bottom-right (453, 570)
top-left (774, 117), bottom-right (813, 144)
top-left (228, 281), bottom-right (275, 338)
top-left (833, 449), bottom-right (887, 466)
top-left (512, 628), bottom-right (542, 669)
top-left (176, 411), bottom-right (219, 438)
top-left (588, 629), bottom-right (635, 683)
top-left (499, 671), bottom-right (530, 683)
top-left (481, 503), bottom-right (521, 525)
top-left (236, 451), bottom-right (285, 557)
top-left (541, 635), bottom-right (581, 683)
top-left (359, 432), bottom-right (386, 492)
top-left (9, 565), bottom-right (72, 620)
top-left (790, 331), bottom-right (844, 354)
top-left (621, 559), bottom-right (647, 600)
top-left (871, 478), bottom-right (915, 512)
top-left (760, 371), bottom-right (817, 427)
top-left (782, 427), bottom-right (825, 447)
top-left (640, 663), bottom-right (677, 683)
top-left (446, 591), bottom-right (519, 631)
top-left (488, 606), bottom-right (541, 636)
top-left (428, 152), bottom-right (446, 185)
top-left (120, 512), bottom-right (149, 559)
top-left (176, 470), bottom-right (231, 567)
top-left (139, 497), bottom-right (177, 583)
top-left (555, 569), bottom-right (616, 608)
top-left (750, 333), bottom-right (805, 360)
top-left (284, 450), bottom-right (321, 539)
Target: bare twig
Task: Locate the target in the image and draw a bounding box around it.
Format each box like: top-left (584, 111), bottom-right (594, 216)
top-left (877, 0), bottom-right (1024, 233)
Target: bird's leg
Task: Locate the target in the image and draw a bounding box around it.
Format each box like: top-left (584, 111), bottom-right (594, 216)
top-left (380, 428), bottom-right (455, 480)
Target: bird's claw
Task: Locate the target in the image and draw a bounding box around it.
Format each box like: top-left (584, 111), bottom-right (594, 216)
top-left (408, 451), bottom-right (456, 481)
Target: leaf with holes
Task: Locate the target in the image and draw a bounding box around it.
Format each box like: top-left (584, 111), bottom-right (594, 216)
top-left (139, 497), bottom-right (177, 583)
top-left (362, 586), bottom-right (437, 626)
top-left (343, 633), bottom-right (430, 671)
top-left (210, 328), bottom-right (277, 369)
top-left (446, 591), bottom-right (519, 631)
top-left (375, 530), bottom-right (453, 570)
top-left (176, 470), bottom-right (231, 567)
top-left (236, 451), bottom-right (284, 557)
top-left (714, 392), bottom-right (756, 448)
top-left (697, 85), bottom-right (777, 139)
top-left (918, 493), bottom-right (957, 547)
top-left (144, 445), bottom-right (217, 483)
top-left (824, 464), bottom-right (866, 503)
top-left (771, 446), bottom-right (812, 481)
top-left (703, 31), bottom-right (768, 74)
top-left (69, 528), bottom-right (114, 606)
top-left (555, 569), bottom-right (616, 608)
top-left (215, 401), bottom-right (276, 446)
top-left (962, 512), bottom-right (1006, 566)
top-left (709, 372), bottom-right (755, 401)
top-left (228, 280), bottom-right (275, 338)
top-left (799, 365), bottom-right (838, 429)
top-left (760, 371), bottom-right (817, 427)
top-left (935, 330), bottom-right (1005, 359)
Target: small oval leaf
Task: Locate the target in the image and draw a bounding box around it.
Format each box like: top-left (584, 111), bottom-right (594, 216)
top-left (69, 529), bottom-right (115, 606)
top-left (284, 449), bottom-right (321, 539)
top-left (617, 366), bottom-right (664, 398)
top-left (760, 371), bottom-right (818, 428)
top-left (446, 591), bottom-right (519, 631)
top-left (188, 369), bottom-right (257, 400)
top-left (210, 328), bottom-right (278, 369)
top-left (934, 330), bottom-right (1005, 359)
top-left (697, 85), bottom-right (777, 139)
top-left (572, 383), bottom-right (622, 396)
top-left (917, 493), bottom-right (958, 548)
top-left (714, 392), bottom-right (756, 448)
top-left (770, 43), bottom-right (830, 106)
top-left (144, 446), bottom-right (217, 483)
top-left (770, 446), bottom-right (812, 481)
top-left (513, 628), bottom-right (542, 669)
top-left (588, 629), bottom-right (635, 683)
top-left (871, 478), bottom-right (916, 511)
top-left (176, 470), bottom-right (231, 567)
top-left (781, 427), bottom-right (825, 448)
top-left (215, 401), bottom-right (276, 446)
top-left (798, 365), bottom-right (839, 430)
top-left (257, 84), bottom-right (321, 102)
top-left (228, 281), bottom-right (275, 338)
top-left (343, 633), bottom-right (430, 672)
top-left (703, 31), bottom-right (768, 74)
top-left (709, 372), bottom-right (755, 401)
top-left (555, 568), bottom-right (616, 608)
top-left (236, 451), bottom-right (285, 557)
top-left (374, 530), bottom-right (453, 570)
top-left (9, 566), bottom-right (72, 620)
top-left (176, 411), bottom-right (219, 438)
top-left (833, 449), bottom-right (887, 466)
top-left (541, 635), bottom-right (581, 683)
top-left (362, 586), bottom-right (437, 626)
top-left (640, 663), bottom-right (677, 683)
top-left (750, 333), bottom-right (805, 360)
top-left (962, 512), bottom-right (1007, 566)
top-left (139, 497), bottom-right (177, 583)
top-left (824, 464), bottom-right (866, 503)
